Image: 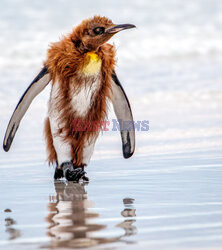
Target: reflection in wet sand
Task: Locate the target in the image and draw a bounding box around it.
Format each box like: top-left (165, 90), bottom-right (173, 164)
top-left (117, 198), bottom-right (137, 237)
top-left (45, 181), bottom-right (137, 248)
top-left (4, 213), bottom-right (21, 240)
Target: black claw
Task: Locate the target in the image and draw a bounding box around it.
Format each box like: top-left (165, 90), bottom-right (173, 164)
top-left (54, 168), bottom-right (64, 180)
top-left (82, 175), bottom-right (89, 182)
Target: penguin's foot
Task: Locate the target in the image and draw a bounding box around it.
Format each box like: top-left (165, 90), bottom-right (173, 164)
top-left (54, 167), bottom-right (64, 180)
top-left (65, 168), bottom-right (86, 182)
top-left (61, 162), bottom-right (87, 182)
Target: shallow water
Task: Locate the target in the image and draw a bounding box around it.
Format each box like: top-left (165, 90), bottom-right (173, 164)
top-left (1, 0), bottom-right (222, 249)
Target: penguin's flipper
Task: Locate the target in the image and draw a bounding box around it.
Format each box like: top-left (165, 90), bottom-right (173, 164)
top-left (111, 71), bottom-right (135, 158)
top-left (3, 66), bottom-right (51, 152)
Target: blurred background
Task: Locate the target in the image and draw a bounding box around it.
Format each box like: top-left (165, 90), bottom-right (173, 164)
top-left (0, 0), bottom-right (222, 249)
top-left (0, 0), bottom-right (222, 159)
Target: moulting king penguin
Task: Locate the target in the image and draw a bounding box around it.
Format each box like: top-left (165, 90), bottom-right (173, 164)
top-left (3, 16), bottom-right (136, 182)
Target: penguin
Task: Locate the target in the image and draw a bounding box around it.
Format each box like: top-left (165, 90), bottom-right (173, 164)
top-left (3, 16), bottom-right (136, 182)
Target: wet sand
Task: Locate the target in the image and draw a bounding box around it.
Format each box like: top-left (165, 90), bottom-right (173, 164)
top-left (1, 0), bottom-right (222, 249)
top-left (1, 151), bottom-right (222, 249)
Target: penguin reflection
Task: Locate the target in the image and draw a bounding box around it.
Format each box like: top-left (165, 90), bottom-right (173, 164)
top-left (117, 198), bottom-right (137, 237)
top-left (46, 181), bottom-right (137, 248)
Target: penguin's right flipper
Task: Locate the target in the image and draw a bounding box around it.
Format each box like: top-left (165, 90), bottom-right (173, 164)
top-left (3, 66), bottom-right (51, 152)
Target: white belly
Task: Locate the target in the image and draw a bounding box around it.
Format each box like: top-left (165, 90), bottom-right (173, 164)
top-left (48, 80), bottom-right (99, 166)
top-left (71, 76), bottom-right (101, 116)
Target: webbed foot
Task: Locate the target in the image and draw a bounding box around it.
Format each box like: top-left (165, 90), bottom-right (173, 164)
top-left (60, 162), bottom-right (88, 182)
top-left (65, 168), bottom-right (86, 182)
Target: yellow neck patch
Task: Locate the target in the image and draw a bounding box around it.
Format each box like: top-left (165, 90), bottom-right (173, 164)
top-left (82, 52), bottom-right (102, 76)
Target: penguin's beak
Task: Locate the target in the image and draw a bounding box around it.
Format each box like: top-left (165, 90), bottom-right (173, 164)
top-left (105, 24), bottom-right (136, 34)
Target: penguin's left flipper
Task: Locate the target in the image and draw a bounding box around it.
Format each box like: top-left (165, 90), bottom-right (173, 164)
top-left (111, 71), bottom-right (135, 158)
top-left (3, 66), bottom-right (51, 152)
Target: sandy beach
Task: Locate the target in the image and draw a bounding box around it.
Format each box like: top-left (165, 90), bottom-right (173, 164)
top-left (1, 0), bottom-right (222, 249)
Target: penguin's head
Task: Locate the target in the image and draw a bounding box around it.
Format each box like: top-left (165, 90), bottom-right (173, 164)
top-left (71, 16), bottom-right (136, 53)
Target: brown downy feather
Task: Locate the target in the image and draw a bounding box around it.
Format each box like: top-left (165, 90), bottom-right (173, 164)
top-left (44, 117), bottom-right (57, 164)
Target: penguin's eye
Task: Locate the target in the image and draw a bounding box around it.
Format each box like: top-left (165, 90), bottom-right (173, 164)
top-left (93, 27), bottom-right (105, 35)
